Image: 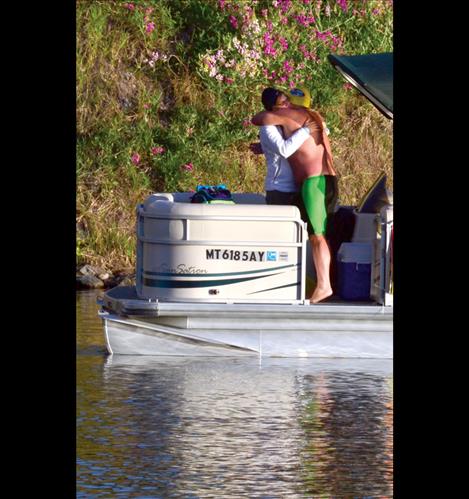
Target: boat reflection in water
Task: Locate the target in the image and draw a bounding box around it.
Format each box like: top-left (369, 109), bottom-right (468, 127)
top-left (97, 356), bottom-right (392, 497)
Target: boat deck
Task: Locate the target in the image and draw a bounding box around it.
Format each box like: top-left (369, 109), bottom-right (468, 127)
top-left (101, 285), bottom-right (392, 320)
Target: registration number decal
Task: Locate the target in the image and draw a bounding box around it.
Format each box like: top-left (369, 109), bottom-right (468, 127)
top-left (206, 249), bottom-right (266, 262)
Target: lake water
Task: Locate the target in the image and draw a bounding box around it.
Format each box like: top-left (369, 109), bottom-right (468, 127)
top-left (77, 290), bottom-right (393, 498)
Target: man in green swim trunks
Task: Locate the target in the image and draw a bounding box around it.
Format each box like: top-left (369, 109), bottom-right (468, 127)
top-left (251, 86), bottom-right (338, 304)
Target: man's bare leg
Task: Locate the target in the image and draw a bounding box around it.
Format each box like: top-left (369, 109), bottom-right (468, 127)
top-left (309, 234), bottom-right (333, 304)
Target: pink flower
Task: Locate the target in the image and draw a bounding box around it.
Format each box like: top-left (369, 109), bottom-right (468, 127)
top-left (225, 77), bottom-right (234, 85)
top-left (182, 162), bottom-right (194, 172)
top-left (295, 14), bottom-right (315, 27)
top-left (243, 119), bottom-right (252, 127)
top-left (343, 82), bottom-right (353, 90)
top-left (283, 60), bottom-right (294, 73)
top-left (131, 153), bottom-right (140, 165)
top-left (143, 103), bottom-right (150, 109)
top-left (278, 0), bottom-right (292, 14)
top-left (124, 3), bottom-right (135, 10)
top-left (146, 22), bottom-right (155, 33)
top-left (263, 32), bottom-right (277, 56)
top-left (229, 15), bottom-right (238, 29)
top-left (279, 37), bottom-right (289, 51)
top-left (337, 0), bottom-right (348, 12)
top-left (316, 30), bottom-right (330, 41)
top-left (151, 147), bottom-right (165, 155)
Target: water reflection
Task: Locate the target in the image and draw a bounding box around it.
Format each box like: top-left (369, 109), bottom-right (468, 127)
top-left (297, 367), bottom-right (393, 497)
top-left (76, 290), bottom-right (107, 356)
top-left (77, 291), bottom-right (393, 497)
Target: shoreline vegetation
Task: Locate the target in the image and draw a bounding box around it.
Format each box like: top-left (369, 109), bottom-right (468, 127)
top-left (77, 0), bottom-right (393, 285)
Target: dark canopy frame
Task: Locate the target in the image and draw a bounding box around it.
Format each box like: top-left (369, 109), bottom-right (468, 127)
top-left (328, 53), bottom-right (393, 120)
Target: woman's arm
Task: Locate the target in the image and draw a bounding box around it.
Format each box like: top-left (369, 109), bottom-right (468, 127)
top-left (260, 125), bottom-right (310, 158)
top-left (251, 111), bottom-right (299, 129)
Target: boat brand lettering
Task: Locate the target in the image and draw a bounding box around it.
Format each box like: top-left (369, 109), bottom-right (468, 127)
top-left (155, 263), bottom-right (208, 274)
top-left (206, 249), bottom-right (265, 262)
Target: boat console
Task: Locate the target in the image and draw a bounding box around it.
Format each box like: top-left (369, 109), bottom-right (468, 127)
top-left (136, 193), bottom-right (308, 304)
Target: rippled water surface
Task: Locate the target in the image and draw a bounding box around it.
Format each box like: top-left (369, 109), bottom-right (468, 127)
top-left (77, 290), bottom-right (393, 498)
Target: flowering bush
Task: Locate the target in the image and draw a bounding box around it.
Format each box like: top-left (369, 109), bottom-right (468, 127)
top-left (77, 0), bottom-right (393, 269)
top-left (198, 0), bottom-right (392, 105)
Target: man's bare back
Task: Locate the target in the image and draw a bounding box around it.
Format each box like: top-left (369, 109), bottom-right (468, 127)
top-left (252, 106), bottom-right (335, 184)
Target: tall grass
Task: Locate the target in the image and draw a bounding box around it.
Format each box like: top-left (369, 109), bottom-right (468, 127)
top-left (77, 0), bottom-right (393, 271)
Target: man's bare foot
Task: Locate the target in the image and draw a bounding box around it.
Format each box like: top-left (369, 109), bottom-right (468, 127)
top-left (310, 287), bottom-right (333, 304)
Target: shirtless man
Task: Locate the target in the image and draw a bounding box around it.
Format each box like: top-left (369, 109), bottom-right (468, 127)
top-left (251, 87), bottom-right (338, 304)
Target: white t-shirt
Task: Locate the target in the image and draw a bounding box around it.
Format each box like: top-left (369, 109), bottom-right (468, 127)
top-left (259, 125), bottom-right (310, 193)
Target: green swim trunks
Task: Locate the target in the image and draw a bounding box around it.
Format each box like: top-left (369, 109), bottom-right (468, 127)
top-left (298, 175), bottom-right (338, 236)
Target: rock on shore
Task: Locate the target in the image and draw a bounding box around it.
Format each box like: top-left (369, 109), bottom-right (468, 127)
top-left (76, 264), bottom-right (135, 290)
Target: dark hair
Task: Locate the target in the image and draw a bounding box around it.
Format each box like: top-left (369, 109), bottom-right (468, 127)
top-left (261, 87), bottom-right (281, 111)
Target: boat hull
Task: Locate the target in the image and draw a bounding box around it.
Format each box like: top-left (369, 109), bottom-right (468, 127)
top-left (100, 286), bottom-right (392, 358)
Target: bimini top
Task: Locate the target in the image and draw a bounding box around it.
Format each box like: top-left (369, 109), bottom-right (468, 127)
top-left (328, 52), bottom-right (393, 119)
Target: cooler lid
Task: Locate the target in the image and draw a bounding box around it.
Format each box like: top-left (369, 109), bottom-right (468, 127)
top-left (337, 242), bottom-right (372, 263)
top-left (328, 52), bottom-right (393, 119)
